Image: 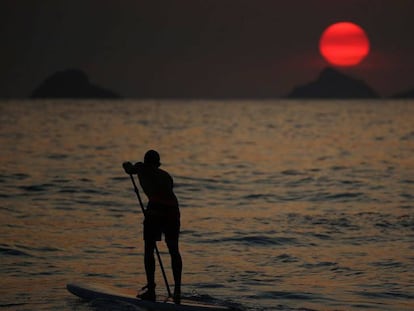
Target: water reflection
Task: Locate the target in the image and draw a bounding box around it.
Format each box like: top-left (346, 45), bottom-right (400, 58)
top-left (0, 100), bottom-right (413, 310)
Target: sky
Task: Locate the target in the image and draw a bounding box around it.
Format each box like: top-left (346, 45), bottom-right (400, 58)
top-left (1, 0), bottom-right (414, 98)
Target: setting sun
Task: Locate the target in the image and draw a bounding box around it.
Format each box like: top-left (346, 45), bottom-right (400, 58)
top-left (319, 22), bottom-right (370, 67)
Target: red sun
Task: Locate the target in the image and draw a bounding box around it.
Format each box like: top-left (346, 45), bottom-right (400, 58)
top-left (319, 22), bottom-right (370, 67)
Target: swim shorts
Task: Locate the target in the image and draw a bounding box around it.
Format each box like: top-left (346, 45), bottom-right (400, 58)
top-left (143, 203), bottom-right (180, 241)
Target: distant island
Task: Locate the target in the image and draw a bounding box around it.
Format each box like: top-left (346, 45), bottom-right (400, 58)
top-left (31, 69), bottom-right (120, 99)
top-left (29, 67), bottom-right (413, 100)
top-left (287, 67), bottom-right (379, 99)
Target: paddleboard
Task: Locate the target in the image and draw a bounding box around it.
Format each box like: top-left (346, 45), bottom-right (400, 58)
top-left (67, 283), bottom-right (233, 311)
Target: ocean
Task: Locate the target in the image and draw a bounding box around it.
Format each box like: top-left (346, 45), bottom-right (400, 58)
top-left (0, 99), bottom-right (413, 311)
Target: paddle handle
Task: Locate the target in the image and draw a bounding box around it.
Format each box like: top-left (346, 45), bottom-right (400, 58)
top-left (129, 174), bottom-right (146, 215)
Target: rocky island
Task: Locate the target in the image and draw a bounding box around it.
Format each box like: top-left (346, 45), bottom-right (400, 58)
top-left (288, 67), bottom-right (378, 99)
top-left (31, 69), bottom-right (120, 99)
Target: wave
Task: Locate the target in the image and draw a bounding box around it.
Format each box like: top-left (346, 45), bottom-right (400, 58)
top-left (0, 246), bottom-right (33, 257)
top-left (19, 183), bottom-right (54, 192)
top-left (199, 235), bottom-right (300, 247)
top-left (263, 290), bottom-right (328, 301)
top-left (240, 191), bottom-right (369, 203)
top-left (354, 290), bottom-right (414, 300)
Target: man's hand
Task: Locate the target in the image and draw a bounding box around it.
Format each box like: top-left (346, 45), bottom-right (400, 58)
top-left (122, 161), bottom-right (134, 174)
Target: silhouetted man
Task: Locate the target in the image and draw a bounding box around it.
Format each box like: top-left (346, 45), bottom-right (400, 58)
top-left (123, 150), bottom-right (182, 303)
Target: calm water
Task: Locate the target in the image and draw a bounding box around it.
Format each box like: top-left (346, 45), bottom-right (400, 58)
top-left (0, 99), bottom-right (413, 311)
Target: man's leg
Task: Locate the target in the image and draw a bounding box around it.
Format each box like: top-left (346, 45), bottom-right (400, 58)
top-left (166, 239), bottom-right (182, 303)
top-left (139, 239), bottom-right (156, 301)
top-left (144, 240), bottom-right (156, 287)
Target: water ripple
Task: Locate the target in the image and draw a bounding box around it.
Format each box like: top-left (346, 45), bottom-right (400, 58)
top-left (0, 246), bottom-right (33, 257)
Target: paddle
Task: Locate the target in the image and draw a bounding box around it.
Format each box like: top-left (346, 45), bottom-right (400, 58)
top-left (128, 173), bottom-right (172, 298)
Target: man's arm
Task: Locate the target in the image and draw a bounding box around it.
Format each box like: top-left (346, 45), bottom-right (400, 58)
top-left (122, 161), bottom-right (145, 174)
top-left (123, 161), bottom-right (137, 174)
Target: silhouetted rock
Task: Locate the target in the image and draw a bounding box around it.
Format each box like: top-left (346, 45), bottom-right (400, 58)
top-left (31, 69), bottom-right (120, 98)
top-left (288, 67), bottom-right (378, 99)
top-left (392, 88), bottom-right (414, 98)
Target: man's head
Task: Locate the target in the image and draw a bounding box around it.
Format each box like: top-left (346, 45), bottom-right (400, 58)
top-left (144, 150), bottom-right (161, 168)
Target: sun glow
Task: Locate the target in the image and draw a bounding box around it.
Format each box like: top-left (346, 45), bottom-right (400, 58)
top-left (319, 22), bottom-right (370, 67)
